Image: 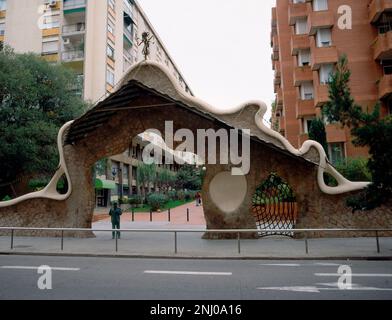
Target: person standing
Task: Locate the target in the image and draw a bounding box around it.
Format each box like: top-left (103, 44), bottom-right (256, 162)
top-left (195, 192), bottom-right (202, 207)
top-left (109, 202), bottom-right (122, 239)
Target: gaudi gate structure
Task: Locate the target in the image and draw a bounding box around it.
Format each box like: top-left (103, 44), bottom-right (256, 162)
top-left (1, 61), bottom-right (392, 238)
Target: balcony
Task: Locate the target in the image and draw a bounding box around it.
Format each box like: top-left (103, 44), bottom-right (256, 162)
top-left (311, 42), bottom-right (339, 70)
top-left (369, 0), bottom-right (392, 23)
top-left (378, 74), bottom-right (392, 98)
top-left (373, 31), bottom-right (392, 60)
top-left (271, 7), bottom-right (277, 28)
top-left (296, 99), bottom-right (316, 118)
top-left (63, 0), bottom-right (86, 14)
top-left (294, 66), bottom-right (313, 86)
top-left (307, 10), bottom-right (334, 35)
top-left (271, 51), bottom-right (279, 61)
top-left (61, 50), bottom-right (84, 62)
top-left (289, 2), bottom-right (309, 26)
top-left (277, 87), bottom-right (283, 106)
top-left (62, 23), bottom-right (85, 36)
top-left (314, 84), bottom-right (329, 107)
top-left (291, 34), bottom-right (310, 55)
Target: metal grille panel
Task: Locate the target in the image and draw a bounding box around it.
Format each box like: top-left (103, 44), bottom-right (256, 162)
top-left (252, 173), bottom-right (297, 238)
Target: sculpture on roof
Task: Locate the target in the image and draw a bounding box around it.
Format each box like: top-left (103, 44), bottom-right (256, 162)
top-left (137, 31), bottom-right (154, 60)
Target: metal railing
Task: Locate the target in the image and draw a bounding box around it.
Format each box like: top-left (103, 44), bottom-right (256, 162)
top-left (62, 23), bottom-right (85, 34)
top-left (61, 50), bottom-right (84, 62)
top-left (63, 0), bottom-right (86, 9)
top-left (0, 227), bottom-right (391, 255)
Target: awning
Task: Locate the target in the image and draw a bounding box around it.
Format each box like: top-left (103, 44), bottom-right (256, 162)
top-left (95, 179), bottom-right (116, 190)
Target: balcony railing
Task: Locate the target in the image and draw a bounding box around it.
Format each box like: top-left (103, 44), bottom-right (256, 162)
top-left (63, 0), bottom-right (86, 9)
top-left (61, 50), bottom-right (84, 62)
top-left (369, 0), bottom-right (392, 23)
top-left (62, 23), bottom-right (86, 34)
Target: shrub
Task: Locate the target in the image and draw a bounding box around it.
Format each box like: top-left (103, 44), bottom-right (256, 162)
top-left (147, 193), bottom-right (168, 211)
top-left (167, 190), bottom-right (177, 201)
top-left (176, 190), bottom-right (185, 201)
top-left (334, 157), bottom-right (371, 182)
top-left (128, 195), bottom-right (142, 206)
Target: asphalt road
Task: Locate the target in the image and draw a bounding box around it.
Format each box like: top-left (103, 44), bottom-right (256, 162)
top-left (0, 255), bottom-right (391, 300)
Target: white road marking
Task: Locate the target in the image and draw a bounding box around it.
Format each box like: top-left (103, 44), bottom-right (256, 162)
top-left (257, 285), bottom-right (392, 293)
top-left (259, 264), bottom-right (301, 267)
top-left (144, 270), bottom-right (232, 276)
top-left (1, 266), bottom-right (80, 271)
top-left (315, 273), bottom-right (392, 277)
top-left (314, 263), bottom-right (342, 267)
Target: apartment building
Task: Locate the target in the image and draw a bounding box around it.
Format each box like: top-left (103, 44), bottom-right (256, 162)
top-left (271, 0), bottom-right (391, 164)
top-left (0, 0), bottom-right (192, 101)
top-left (0, 0), bottom-right (194, 206)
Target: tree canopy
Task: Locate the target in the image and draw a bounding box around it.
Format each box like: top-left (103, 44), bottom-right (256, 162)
top-left (322, 54), bottom-right (392, 210)
top-left (0, 46), bottom-right (87, 190)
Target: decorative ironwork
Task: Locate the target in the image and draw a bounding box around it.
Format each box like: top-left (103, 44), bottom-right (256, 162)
top-left (252, 173), bottom-right (297, 238)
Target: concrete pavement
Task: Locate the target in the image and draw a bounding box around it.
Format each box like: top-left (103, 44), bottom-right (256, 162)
top-left (0, 203), bottom-right (391, 259)
top-left (0, 255), bottom-right (391, 300)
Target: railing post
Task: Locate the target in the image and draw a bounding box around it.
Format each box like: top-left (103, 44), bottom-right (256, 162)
top-left (376, 231), bottom-right (380, 254)
top-left (115, 230), bottom-right (118, 253)
top-left (174, 231), bottom-right (178, 254)
top-left (150, 209), bottom-right (153, 222)
top-left (168, 208), bottom-right (171, 222)
top-left (237, 232), bottom-right (241, 254)
top-left (305, 235), bottom-right (309, 255)
top-left (61, 230), bottom-right (64, 251)
top-left (187, 208), bottom-right (189, 222)
top-left (10, 229), bottom-right (14, 250)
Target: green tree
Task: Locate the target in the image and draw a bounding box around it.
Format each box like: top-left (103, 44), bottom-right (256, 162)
top-left (136, 163), bottom-right (156, 200)
top-left (0, 46), bottom-right (87, 195)
top-left (175, 164), bottom-right (204, 191)
top-left (157, 168), bottom-right (176, 194)
top-left (322, 54), bottom-right (392, 210)
top-left (308, 118), bottom-right (328, 154)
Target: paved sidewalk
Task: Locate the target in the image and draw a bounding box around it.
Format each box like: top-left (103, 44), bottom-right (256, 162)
top-left (93, 202), bottom-right (206, 225)
top-left (0, 226), bottom-right (391, 259)
top-left (1, 203), bottom-right (391, 259)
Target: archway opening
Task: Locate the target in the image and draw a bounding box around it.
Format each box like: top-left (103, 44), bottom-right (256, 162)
top-left (252, 173), bottom-right (297, 238)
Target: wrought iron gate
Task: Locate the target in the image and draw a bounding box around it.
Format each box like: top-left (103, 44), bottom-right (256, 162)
top-left (252, 173), bottom-right (297, 237)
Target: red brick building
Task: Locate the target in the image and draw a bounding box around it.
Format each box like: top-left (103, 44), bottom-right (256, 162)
top-left (271, 0), bottom-right (392, 163)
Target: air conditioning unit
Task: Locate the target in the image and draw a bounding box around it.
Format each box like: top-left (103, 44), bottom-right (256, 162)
top-left (49, 0), bottom-right (57, 7)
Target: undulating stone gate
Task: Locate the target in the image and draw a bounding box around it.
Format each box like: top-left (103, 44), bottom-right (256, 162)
top-left (1, 61), bottom-right (391, 238)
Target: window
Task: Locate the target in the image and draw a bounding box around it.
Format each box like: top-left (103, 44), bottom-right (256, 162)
top-left (42, 40), bottom-right (58, 54)
top-left (319, 64), bottom-right (334, 84)
top-left (382, 60), bottom-right (392, 75)
top-left (106, 69), bottom-right (115, 86)
top-left (293, 0), bottom-right (306, 3)
top-left (0, 23), bottom-right (4, 36)
top-left (303, 117), bottom-right (316, 134)
top-left (295, 18), bottom-right (308, 35)
top-left (313, 0), bottom-right (328, 11)
top-left (316, 28), bottom-right (332, 47)
top-left (300, 82), bottom-right (314, 100)
top-left (0, 0), bottom-right (6, 11)
top-left (328, 143), bottom-right (345, 165)
top-left (43, 14), bottom-right (60, 29)
top-left (106, 44), bottom-right (115, 60)
top-left (298, 49), bottom-right (311, 66)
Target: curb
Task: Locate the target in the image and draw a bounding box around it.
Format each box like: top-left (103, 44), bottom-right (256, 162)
top-left (1, 251), bottom-right (392, 261)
